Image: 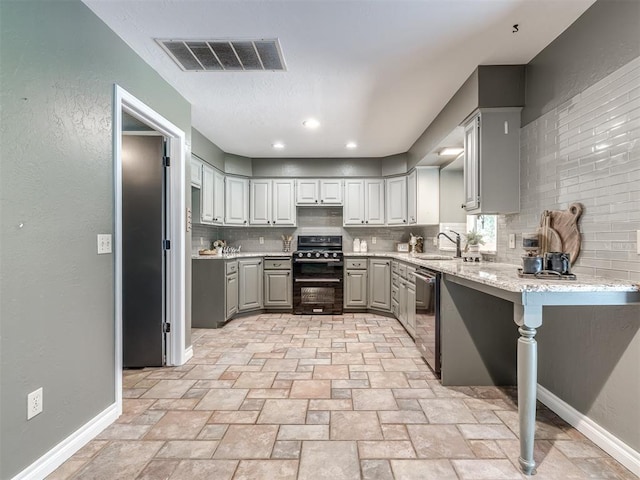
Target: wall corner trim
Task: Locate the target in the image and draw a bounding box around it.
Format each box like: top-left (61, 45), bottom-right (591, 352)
top-left (10, 404), bottom-right (119, 480)
top-left (537, 384), bottom-right (639, 477)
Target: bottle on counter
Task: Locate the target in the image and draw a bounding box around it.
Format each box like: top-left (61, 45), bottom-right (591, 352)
top-left (353, 238), bottom-right (361, 252)
top-left (360, 240), bottom-right (368, 252)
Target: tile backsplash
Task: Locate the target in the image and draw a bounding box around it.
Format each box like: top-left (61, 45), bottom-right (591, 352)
top-left (497, 55), bottom-right (640, 281)
top-left (193, 207), bottom-right (437, 254)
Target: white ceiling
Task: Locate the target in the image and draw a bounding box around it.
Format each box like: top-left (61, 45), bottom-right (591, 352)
top-left (84, 0), bottom-right (595, 160)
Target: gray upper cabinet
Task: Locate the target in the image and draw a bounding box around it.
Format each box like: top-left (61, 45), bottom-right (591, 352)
top-left (368, 258), bottom-right (391, 311)
top-left (407, 167), bottom-right (440, 225)
top-left (212, 170), bottom-right (225, 225)
top-left (385, 176), bottom-right (407, 225)
top-left (296, 179), bottom-right (343, 205)
top-left (463, 108), bottom-right (521, 214)
top-left (201, 163), bottom-right (215, 223)
top-left (225, 176), bottom-right (249, 225)
top-left (238, 258), bottom-right (263, 311)
top-left (344, 179), bottom-right (384, 225)
top-left (251, 179), bottom-right (295, 226)
top-left (190, 156), bottom-right (203, 188)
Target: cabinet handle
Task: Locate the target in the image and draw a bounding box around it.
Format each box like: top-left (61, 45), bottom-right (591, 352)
top-left (320, 199), bottom-right (324, 203)
top-left (244, 220), bottom-right (247, 224)
top-left (361, 220), bottom-right (364, 224)
top-left (273, 220), bottom-right (276, 224)
top-left (365, 220), bottom-right (369, 224)
top-left (461, 204), bottom-right (465, 209)
top-left (274, 263), bottom-right (281, 267)
top-left (403, 219), bottom-right (407, 223)
top-left (315, 199), bottom-right (318, 203)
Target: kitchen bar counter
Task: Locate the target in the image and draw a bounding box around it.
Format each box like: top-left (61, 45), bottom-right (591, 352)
top-left (347, 252), bottom-right (640, 474)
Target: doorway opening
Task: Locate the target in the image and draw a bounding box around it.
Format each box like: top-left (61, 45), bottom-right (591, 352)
top-left (113, 85), bottom-right (188, 415)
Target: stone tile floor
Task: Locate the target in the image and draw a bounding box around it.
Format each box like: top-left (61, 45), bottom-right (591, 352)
top-left (48, 313), bottom-right (636, 479)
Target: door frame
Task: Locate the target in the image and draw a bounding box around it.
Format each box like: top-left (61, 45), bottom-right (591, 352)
top-left (113, 85), bottom-right (188, 413)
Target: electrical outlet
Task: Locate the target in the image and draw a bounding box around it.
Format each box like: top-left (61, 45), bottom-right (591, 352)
top-left (509, 233), bottom-right (516, 249)
top-left (27, 387), bottom-right (43, 420)
top-left (259, 236), bottom-right (264, 245)
top-left (371, 237), bottom-right (377, 245)
top-left (97, 234), bottom-right (112, 254)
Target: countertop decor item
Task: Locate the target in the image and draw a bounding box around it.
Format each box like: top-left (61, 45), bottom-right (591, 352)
top-left (282, 234), bottom-right (293, 252)
top-left (536, 203), bottom-right (583, 265)
top-left (465, 230), bottom-right (484, 252)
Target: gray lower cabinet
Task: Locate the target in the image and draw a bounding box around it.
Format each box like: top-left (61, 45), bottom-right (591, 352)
top-left (264, 258), bottom-right (292, 309)
top-left (226, 271), bottom-right (239, 319)
top-left (192, 259), bottom-right (237, 328)
top-left (368, 258), bottom-right (391, 311)
top-left (345, 269), bottom-right (368, 308)
top-left (239, 258), bottom-right (264, 311)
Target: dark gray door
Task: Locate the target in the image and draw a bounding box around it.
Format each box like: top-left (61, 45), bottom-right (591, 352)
top-left (122, 135), bottom-right (166, 367)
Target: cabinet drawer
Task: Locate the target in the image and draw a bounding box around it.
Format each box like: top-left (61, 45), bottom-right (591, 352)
top-left (406, 266), bottom-right (416, 285)
top-left (345, 259), bottom-right (367, 269)
top-left (225, 261), bottom-right (238, 275)
top-left (392, 261), bottom-right (399, 274)
top-left (392, 273), bottom-right (399, 288)
top-left (398, 263), bottom-right (407, 279)
top-left (391, 285), bottom-right (399, 302)
top-left (264, 258), bottom-right (291, 270)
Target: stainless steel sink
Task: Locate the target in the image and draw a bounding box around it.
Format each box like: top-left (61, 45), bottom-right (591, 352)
top-left (411, 254), bottom-right (454, 260)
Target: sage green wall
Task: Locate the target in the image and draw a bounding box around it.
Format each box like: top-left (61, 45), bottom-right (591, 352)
top-left (0, 1), bottom-right (191, 478)
top-left (192, 128), bottom-right (225, 170)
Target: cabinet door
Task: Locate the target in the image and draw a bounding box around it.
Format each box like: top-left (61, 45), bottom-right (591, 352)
top-left (225, 272), bottom-right (239, 319)
top-left (264, 270), bottom-right (292, 308)
top-left (398, 280), bottom-right (407, 328)
top-left (407, 170), bottom-right (417, 224)
top-left (225, 176), bottom-right (249, 225)
top-left (385, 176), bottom-right (407, 225)
top-left (406, 284), bottom-right (416, 338)
top-left (239, 258), bottom-right (263, 311)
top-left (343, 179), bottom-right (365, 225)
top-left (365, 179), bottom-right (385, 225)
top-left (190, 156), bottom-right (203, 188)
top-left (201, 164), bottom-right (215, 223)
top-left (272, 179), bottom-right (296, 226)
top-left (368, 259), bottom-right (390, 311)
top-left (320, 179), bottom-right (343, 204)
top-left (464, 115), bottom-right (480, 211)
top-left (296, 179), bottom-right (319, 204)
top-left (212, 170), bottom-right (225, 224)
top-left (345, 270), bottom-right (368, 308)
top-left (250, 179), bottom-right (272, 225)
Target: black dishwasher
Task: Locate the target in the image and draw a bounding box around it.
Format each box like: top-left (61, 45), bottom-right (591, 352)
top-left (412, 268), bottom-right (441, 377)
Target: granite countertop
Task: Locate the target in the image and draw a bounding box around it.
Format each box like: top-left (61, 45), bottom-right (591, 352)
top-left (193, 250), bottom-right (639, 294)
top-left (192, 252), bottom-right (292, 260)
top-left (345, 252), bottom-right (640, 294)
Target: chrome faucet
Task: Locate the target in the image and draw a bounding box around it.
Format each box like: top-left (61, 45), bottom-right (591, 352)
top-left (437, 230), bottom-right (462, 258)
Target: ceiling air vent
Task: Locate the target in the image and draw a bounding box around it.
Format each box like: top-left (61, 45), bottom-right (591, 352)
top-left (157, 39), bottom-right (286, 72)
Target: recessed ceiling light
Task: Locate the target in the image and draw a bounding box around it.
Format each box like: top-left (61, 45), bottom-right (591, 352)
top-left (346, 142), bottom-right (357, 149)
top-left (272, 142), bottom-right (285, 149)
top-left (439, 147), bottom-right (464, 156)
top-left (302, 118), bottom-right (320, 129)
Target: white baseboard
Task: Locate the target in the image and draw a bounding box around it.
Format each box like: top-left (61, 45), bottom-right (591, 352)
top-left (537, 384), bottom-right (639, 476)
top-left (184, 345), bottom-right (193, 363)
top-left (11, 403), bottom-right (118, 480)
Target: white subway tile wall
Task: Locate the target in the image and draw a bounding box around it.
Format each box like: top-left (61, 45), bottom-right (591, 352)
top-left (497, 56), bottom-right (640, 281)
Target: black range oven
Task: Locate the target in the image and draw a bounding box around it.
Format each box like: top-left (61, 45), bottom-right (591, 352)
top-left (293, 236), bottom-right (343, 315)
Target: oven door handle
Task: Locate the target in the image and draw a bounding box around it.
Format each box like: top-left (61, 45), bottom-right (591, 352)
top-left (410, 271), bottom-right (437, 283)
top-left (294, 278), bottom-right (342, 283)
top-left (293, 258), bottom-right (343, 263)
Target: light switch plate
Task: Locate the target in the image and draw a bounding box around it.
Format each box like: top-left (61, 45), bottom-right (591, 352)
top-left (508, 233), bottom-right (516, 249)
top-left (259, 237), bottom-right (264, 245)
top-left (371, 237), bottom-right (377, 245)
top-left (97, 234), bottom-right (112, 254)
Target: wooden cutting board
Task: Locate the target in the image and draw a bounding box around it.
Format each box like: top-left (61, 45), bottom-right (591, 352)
top-left (549, 203), bottom-right (583, 265)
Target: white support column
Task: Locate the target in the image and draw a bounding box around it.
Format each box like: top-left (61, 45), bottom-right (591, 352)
top-left (513, 303), bottom-right (543, 475)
